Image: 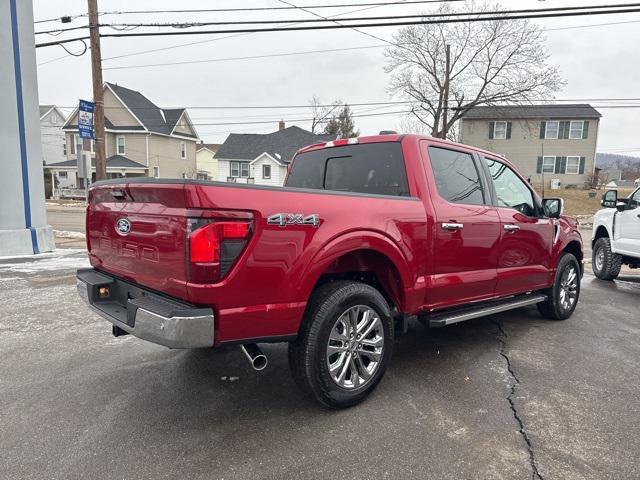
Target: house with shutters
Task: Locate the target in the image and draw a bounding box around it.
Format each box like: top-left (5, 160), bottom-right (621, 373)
top-left (49, 82), bottom-right (199, 189)
top-left (459, 104), bottom-right (601, 188)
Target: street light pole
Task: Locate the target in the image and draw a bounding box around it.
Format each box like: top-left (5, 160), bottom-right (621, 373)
top-left (88, 0), bottom-right (106, 180)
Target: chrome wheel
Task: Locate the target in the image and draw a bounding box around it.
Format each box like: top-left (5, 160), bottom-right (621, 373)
top-left (326, 305), bottom-right (384, 390)
top-left (594, 246), bottom-right (605, 272)
top-left (559, 264), bottom-right (578, 311)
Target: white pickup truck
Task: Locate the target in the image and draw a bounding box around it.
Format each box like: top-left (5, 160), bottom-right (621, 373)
top-left (592, 187), bottom-right (640, 279)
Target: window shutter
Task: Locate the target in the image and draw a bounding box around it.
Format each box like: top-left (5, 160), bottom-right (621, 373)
top-left (506, 122), bottom-right (512, 139)
top-left (579, 156), bottom-right (586, 174)
top-left (537, 156), bottom-right (543, 174)
top-left (488, 122), bottom-right (495, 139)
top-left (558, 122), bottom-right (564, 139)
top-left (539, 121), bottom-right (546, 139)
top-left (555, 156), bottom-right (567, 174)
top-left (563, 121), bottom-right (571, 139)
top-left (582, 121), bottom-right (589, 139)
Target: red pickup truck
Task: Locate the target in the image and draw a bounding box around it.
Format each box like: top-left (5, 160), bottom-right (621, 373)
top-left (77, 134), bottom-right (583, 408)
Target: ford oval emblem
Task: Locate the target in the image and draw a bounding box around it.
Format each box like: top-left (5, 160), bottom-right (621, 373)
top-left (115, 218), bottom-right (131, 235)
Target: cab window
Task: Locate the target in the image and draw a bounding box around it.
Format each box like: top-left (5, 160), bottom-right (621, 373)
top-left (484, 157), bottom-right (536, 217)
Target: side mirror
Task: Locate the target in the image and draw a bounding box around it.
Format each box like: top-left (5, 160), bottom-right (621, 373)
top-left (601, 189), bottom-right (618, 208)
top-left (542, 198), bottom-right (564, 219)
top-left (616, 201), bottom-right (629, 212)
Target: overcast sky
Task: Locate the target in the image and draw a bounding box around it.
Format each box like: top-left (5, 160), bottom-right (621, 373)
top-left (33, 0), bottom-right (640, 156)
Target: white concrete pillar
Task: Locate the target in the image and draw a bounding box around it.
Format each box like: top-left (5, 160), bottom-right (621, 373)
top-left (0, 0), bottom-right (55, 256)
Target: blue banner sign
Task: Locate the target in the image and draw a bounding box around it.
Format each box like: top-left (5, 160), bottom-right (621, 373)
top-left (78, 99), bottom-right (94, 139)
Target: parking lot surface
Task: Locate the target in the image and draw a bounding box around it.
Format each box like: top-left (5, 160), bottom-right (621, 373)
top-left (1, 250), bottom-right (639, 480)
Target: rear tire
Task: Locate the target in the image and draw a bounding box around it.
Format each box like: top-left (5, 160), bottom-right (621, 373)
top-left (538, 253), bottom-right (581, 321)
top-left (288, 281), bottom-right (394, 409)
top-left (592, 237), bottom-right (622, 280)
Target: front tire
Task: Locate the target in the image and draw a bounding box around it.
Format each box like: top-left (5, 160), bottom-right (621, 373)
top-left (288, 281), bottom-right (394, 409)
top-left (592, 237), bottom-right (622, 280)
top-left (538, 253), bottom-right (581, 321)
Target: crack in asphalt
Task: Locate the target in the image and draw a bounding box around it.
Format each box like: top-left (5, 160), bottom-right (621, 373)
top-left (493, 320), bottom-right (545, 480)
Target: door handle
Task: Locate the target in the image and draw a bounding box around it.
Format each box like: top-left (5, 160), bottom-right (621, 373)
top-left (441, 222), bottom-right (464, 231)
top-left (504, 224), bottom-right (520, 233)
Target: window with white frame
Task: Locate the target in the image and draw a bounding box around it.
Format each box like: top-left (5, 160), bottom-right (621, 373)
top-left (566, 156), bottom-right (580, 174)
top-left (542, 156), bottom-right (556, 173)
top-left (545, 121), bottom-right (559, 139)
top-left (180, 142), bottom-right (187, 159)
top-left (116, 136), bottom-right (125, 155)
top-left (153, 166), bottom-right (160, 178)
top-left (51, 112), bottom-right (57, 123)
top-left (58, 171), bottom-right (67, 178)
top-left (262, 164), bottom-right (271, 179)
top-left (75, 134), bottom-right (82, 153)
top-left (230, 161), bottom-right (249, 178)
top-left (569, 121), bottom-right (584, 139)
top-left (493, 121), bottom-right (508, 139)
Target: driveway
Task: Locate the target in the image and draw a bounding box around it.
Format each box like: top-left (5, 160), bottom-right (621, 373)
top-left (1, 251), bottom-right (638, 479)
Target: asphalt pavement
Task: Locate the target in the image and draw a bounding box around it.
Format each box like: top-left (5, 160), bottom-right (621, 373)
top-left (1, 250), bottom-right (639, 480)
top-left (46, 204), bottom-right (86, 233)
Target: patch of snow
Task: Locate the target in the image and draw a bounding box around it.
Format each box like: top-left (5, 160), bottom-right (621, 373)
top-left (0, 248), bottom-right (89, 273)
top-left (54, 230), bottom-right (86, 239)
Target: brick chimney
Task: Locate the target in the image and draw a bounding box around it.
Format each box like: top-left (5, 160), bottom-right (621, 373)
top-left (278, 120), bottom-right (285, 131)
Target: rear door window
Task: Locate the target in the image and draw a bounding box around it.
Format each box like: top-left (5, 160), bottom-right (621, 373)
top-left (427, 146), bottom-right (485, 206)
top-left (286, 142), bottom-right (410, 197)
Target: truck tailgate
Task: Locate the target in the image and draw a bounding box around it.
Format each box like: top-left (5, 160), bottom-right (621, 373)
top-left (86, 183), bottom-right (189, 299)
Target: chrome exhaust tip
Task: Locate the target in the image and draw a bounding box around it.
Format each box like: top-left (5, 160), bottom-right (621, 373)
top-left (240, 344), bottom-right (268, 371)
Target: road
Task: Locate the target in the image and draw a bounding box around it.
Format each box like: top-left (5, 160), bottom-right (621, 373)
top-left (46, 204), bottom-right (85, 233)
top-left (1, 250), bottom-right (639, 479)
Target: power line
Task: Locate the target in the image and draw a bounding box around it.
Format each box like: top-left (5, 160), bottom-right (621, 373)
top-left (58, 104), bottom-right (640, 129)
top-left (103, 44), bottom-right (386, 70)
top-left (97, 3), bottom-right (640, 29)
top-left (96, 0), bottom-right (464, 16)
top-left (35, 5), bottom-right (640, 47)
top-left (38, 0), bottom-right (408, 63)
top-left (52, 98), bottom-right (640, 111)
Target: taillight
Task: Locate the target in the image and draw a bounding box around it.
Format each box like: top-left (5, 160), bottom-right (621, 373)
top-left (188, 219), bottom-right (252, 283)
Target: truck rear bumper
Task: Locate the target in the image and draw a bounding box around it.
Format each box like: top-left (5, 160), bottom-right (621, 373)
top-left (76, 268), bottom-right (215, 349)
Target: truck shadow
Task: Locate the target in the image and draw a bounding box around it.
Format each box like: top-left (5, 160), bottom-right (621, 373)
top-left (143, 306), bottom-right (544, 415)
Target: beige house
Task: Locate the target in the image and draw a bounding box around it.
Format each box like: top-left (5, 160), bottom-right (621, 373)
top-left (196, 142), bottom-right (221, 180)
top-left (50, 82), bottom-right (199, 186)
top-left (459, 104), bottom-right (601, 189)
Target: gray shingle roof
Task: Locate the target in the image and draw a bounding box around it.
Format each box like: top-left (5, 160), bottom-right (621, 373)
top-left (39, 105), bottom-right (54, 117)
top-left (105, 83), bottom-right (197, 138)
top-left (216, 126), bottom-right (334, 163)
top-left (462, 104), bottom-right (602, 120)
top-left (47, 155), bottom-right (147, 169)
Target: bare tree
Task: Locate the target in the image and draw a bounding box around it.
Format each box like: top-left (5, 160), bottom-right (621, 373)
top-left (309, 96), bottom-right (343, 133)
top-left (384, 1), bottom-right (564, 137)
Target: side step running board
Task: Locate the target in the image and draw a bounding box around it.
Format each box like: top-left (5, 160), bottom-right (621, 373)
top-left (427, 294), bottom-right (547, 327)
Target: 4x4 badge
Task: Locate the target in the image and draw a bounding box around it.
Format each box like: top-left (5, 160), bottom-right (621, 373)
top-left (267, 213), bottom-right (320, 227)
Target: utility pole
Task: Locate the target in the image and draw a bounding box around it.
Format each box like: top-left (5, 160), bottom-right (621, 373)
top-left (88, 0), bottom-right (106, 180)
top-left (442, 44), bottom-right (450, 140)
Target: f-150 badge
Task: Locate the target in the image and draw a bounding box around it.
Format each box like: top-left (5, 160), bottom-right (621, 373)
top-left (267, 213), bottom-right (320, 227)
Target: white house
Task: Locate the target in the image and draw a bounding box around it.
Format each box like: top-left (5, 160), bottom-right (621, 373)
top-left (40, 105), bottom-right (67, 166)
top-left (215, 122), bottom-right (334, 186)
